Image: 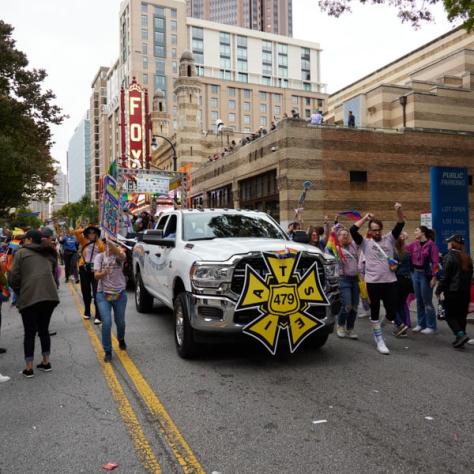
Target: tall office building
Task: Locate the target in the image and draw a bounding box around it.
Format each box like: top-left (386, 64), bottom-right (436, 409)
top-left (186, 0), bottom-right (292, 36)
top-left (51, 167), bottom-right (68, 212)
top-left (67, 113), bottom-right (90, 203)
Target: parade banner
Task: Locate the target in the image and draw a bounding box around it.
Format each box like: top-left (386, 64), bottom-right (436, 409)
top-left (135, 174), bottom-right (169, 194)
top-left (430, 167), bottom-right (470, 254)
top-left (101, 175), bottom-right (120, 238)
top-left (235, 250), bottom-right (329, 355)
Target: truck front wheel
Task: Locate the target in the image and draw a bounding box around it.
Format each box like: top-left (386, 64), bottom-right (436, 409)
top-left (174, 292), bottom-right (199, 359)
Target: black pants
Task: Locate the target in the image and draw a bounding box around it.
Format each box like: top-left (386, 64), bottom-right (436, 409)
top-left (366, 281), bottom-right (398, 321)
top-left (444, 291), bottom-right (470, 336)
top-left (20, 301), bottom-right (57, 362)
top-left (79, 265), bottom-right (100, 319)
top-left (396, 275), bottom-right (413, 315)
top-left (64, 251), bottom-right (78, 280)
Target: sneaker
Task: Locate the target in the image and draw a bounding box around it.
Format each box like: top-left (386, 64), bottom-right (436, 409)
top-left (358, 312), bottom-right (370, 319)
top-left (118, 339), bottom-right (127, 350)
top-left (36, 362), bottom-right (52, 372)
top-left (22, 369), bottom-right (34, 378)
top-left (412, 325), bottom-right (423, 332)
top-left (83, 314), bottom-right (91, 320)
top-left (0, 374), bottom-right (10, 383)
top-left (346, 330), bottom-right (358, 340)
top-left (104, 352), bottom-right (112, 362)
top-left (453, 335), bottom-right (469, 348)
top-left (94, 317), bottom-right (102, 325)
top-left (393, 324), bottom-right (408, 337)
top-left (467, 339), bottom-right (474, 345)
top-left (336, 326), bottom-right (346, 338)
top-left (0, 347), bottom-right (6, 354)
top-left (421, 328), bottom-right (436, 335)
top-left (376, 339), bottom-right (390, 355)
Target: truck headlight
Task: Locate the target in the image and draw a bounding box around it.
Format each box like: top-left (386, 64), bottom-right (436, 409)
top-left (191, 263), bottom-right (234, 288)
top-left (324, 261), bottom-right (339, 279)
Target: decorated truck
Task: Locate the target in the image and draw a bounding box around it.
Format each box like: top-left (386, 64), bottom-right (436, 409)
top-left (133, 209), bottom-right (340, 358)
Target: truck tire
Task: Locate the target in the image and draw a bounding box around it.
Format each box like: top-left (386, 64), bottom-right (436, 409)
top-left (312, 332), bottom-right (329, 349)
top-left (135, 271), bottom-right (154, 313)
top-left (174, 292), bottom-right (199, 359)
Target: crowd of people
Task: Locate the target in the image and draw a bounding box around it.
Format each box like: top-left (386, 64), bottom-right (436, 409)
top-left (0, 223), bottom-right (130, 382)
top-left (289, 203), bottom-right (474, 354)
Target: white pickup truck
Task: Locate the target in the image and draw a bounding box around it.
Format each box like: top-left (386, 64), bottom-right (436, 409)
top-left (133, 209), bottom-right (340, 358)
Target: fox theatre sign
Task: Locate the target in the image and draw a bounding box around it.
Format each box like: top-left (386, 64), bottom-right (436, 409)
top-left (120, 78), bottom-right (151, 169)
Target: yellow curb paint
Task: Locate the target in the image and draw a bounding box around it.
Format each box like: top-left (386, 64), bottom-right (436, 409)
top-left (68, 284), bottom-right (161, 473)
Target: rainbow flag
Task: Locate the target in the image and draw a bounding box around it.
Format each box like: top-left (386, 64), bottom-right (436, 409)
top-left (338, 210), bottom-right (362, 221)
top-left (8, 239), bottom-right (21, 251)
top-left (325, 231), bottom-right (345, 261)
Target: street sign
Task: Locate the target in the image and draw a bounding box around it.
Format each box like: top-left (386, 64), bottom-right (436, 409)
top-left (420, 213), bottom-right (432, 228)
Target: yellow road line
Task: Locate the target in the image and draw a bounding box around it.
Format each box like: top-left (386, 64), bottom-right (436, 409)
top-left (68, 283), bottom-right (161, 473)
top-left (70, 283), bottom-right (205, 474)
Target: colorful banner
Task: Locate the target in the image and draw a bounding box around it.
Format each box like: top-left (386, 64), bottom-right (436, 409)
top-left (101, 175), bottom-right (120, 238)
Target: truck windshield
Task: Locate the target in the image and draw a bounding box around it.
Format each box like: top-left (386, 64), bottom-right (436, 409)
top-left (183, 213), bottom-right (287, 241)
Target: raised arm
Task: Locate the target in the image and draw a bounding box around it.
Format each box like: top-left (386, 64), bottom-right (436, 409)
top-left (391, 202), bottom-right (405, 239)
top-left (350, 213), bottom-right (372, 246)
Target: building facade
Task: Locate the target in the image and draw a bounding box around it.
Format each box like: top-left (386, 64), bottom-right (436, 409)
top-left (67, 113), bottom-right (90, 203)
top-left (186, 0), bottom-right (293, 37)
top-left (327, 27), bottom-right (474, 131)
top-left (51, 167), bottom-right (68, 213)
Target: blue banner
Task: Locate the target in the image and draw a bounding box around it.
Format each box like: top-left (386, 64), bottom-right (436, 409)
top-left (430, 167), bottom-right (470, 254)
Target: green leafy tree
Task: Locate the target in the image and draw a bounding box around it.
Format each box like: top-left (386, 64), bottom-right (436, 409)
top-left (0, 20), bottom-right (65, 216)
top-left (53, 195), bottom-right (99, 227)
top-left (318, 0), bottom-right (474, 30)
top-left (8, 208), bottom-right (42, 229)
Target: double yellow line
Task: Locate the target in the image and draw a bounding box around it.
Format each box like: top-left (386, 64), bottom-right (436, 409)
top-left (68, 283), bottom-right (205, 474)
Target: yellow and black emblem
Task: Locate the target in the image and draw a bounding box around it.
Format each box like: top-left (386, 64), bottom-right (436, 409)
top-left (235, 251), bottom-right (329, 354)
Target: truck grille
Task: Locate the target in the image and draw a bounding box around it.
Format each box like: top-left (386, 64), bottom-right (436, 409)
top-left (231, 253), bottom-right (326, 296)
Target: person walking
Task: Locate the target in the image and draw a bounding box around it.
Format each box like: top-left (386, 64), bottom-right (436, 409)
top-left (0, 267), bottom-right (9, 382)
top-left (331, 228), bottom-right (360, 339)
top-left (435, 235), bottom-right (473, 348)
top-left (94, 239), bottom-right (128, 362)
top-left (393, 232), bottom-right (414, 333)
top-left (8, 230), bottom-right (59, 378)
top-left (350, 203), bottom-right (406, 354)
top-left (75, 225), bottom-right (105, 324)
top-left (60, 228), bottom-right (79, 283)
top-left (406, 226), bottom-right (439, 334)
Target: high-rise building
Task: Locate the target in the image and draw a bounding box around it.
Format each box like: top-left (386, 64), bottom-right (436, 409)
top-left (67, 113), bottom-right (90, 203)
top-left (90, 67), bottom-right (109, 202)
top-left (51, 167), bottom-right (68, 212)
top-left (186, 0), bottom-right (293, 36)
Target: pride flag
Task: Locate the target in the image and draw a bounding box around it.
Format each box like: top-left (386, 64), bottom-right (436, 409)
top-left (325, 231), bottom-right (345, 261)
top-left (338, 210), bottom-right (362, 221)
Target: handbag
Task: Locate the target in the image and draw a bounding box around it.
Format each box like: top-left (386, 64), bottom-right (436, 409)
top-left (372, 240), bottom-right (399, 272)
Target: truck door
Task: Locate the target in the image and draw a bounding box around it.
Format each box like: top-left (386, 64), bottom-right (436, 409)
top-left (142, 214), bottom-right (168, 288)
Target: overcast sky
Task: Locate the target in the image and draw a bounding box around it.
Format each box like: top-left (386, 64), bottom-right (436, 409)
top-left (1, 0), bottom-right (459, 172)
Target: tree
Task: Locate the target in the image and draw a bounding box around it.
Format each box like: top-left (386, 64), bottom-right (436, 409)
top-left (318, 0), bottom-right (474, 30)
top-left (8, 208), bottom-right (42, 230)
top-left (52, 195), bottom-right (99, 227)
top-left (0, 20), bottom-right (65, 216)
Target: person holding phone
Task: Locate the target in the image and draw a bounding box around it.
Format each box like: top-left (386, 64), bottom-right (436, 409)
top-left (94, 239), bottom-right (127, 362)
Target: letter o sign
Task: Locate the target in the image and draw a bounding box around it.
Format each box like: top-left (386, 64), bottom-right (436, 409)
top-left (130, 123), bottom-right (141, 142)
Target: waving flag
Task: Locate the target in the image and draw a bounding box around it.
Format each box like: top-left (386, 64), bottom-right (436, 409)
top-left (338, 210), bottom-right (362, 221)
top-left (325, 231), bottom-right (345, 262)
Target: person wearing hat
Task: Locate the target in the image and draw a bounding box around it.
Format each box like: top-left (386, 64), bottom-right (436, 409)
top-left (74, 226), bottom-right (105, 324)
top-left (435, 234), bottom-right (473, 348)
top-left (8, 230), bottom-right (59, 377)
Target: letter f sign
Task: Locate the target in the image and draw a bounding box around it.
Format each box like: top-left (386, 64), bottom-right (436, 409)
top-left (130, 97), bottom-right (141, 116)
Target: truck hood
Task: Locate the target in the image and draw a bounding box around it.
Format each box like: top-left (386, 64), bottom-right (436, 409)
top-left (184, 238), bottom-right (327, 262)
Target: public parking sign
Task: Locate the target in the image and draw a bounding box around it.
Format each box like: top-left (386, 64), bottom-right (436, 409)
top-left (430, 167), bottom-right (470, 254)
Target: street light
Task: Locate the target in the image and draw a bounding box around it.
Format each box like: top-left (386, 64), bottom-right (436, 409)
top-left (151, 134), bottom-right (177, 172)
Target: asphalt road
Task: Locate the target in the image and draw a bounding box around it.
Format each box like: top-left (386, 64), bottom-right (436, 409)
top-left (1, 283), bottom-right (473, 474)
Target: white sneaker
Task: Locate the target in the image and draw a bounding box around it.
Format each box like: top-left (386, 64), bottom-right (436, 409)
top-left (336, 326), bottom-right (346, 338)
top-left (0, 374), bottom-right (10, 383)
top-left (376, 339), bottom-right (390, 355)
top-left (346, 330), bottom-right (359, 340)
top-left (94, 318), bottom-right (102, 325)
top-left (412, 325), bottom-right (423, 332)
top-left (358, 312), bottom-right (369, 319)
top-left (467, 339), bottom-right (474, 345)
top-left (421, 328), bottom-right (436, 335)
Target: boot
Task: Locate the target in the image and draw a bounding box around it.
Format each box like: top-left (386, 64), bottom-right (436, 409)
top-left (370, 320), bottom-right (390, 355)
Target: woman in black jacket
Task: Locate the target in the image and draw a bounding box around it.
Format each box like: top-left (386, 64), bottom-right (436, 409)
top-left (435, 234), bottom-right (473, 348)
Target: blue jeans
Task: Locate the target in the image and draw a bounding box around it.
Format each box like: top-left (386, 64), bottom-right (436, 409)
top-left (96, 291), bottom-right (127, 353)
top-left (411, 270), bottom-right (436, 330)
top-left (338, 276), bottom-right (360, 330)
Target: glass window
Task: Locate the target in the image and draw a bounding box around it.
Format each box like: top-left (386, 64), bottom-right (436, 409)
top-left (273, 93), bottom-right (281, 104)
top-left (154, 45), bottom-right (166, 57)
top-left (292, 95), bottom-right (298, 104)
top-left (259, 91), bottom-right (267, 101)
top-left (171, 34), bottom-right (177, 45)
top-left (210, 97), bottom-right (218, 108)
top-left (305, 109), bottom-right (311, 118)
top-left (237, 35), bottom-right (247, 47)
top-left (219, 44), bottom-right (231, 57)
top-left (243, 89), bottom-right (251, 99)
top-left (244, 115), bottom-right (251, 124)
top-left (219, 70), bottom-right (232, 80)
top-left (172, 61), bottom-right (177, 73)
top-left (219, 31), bottom-right (230, 44)
top-left (192, 39), bottom-right (203, 51)
top-left (244, 127), bottom-right (251, 133)
top-left (304, 83), bottom-right (311, 91)
top-left (277, 43), bottom-right (288, 54)
top-left (305, 97), bottom-right (311, 106)
top-left (228, 100), bottom-right (236, 109)
top-left (262, 40), bottom-right (272, 52)
top-left (143, 56), bottom-right (148, 69)
top-left (211, 111), bottom-right (218, 121)
top-left (237, 47), bottom-right (247, 60)
top-left (192, 27), bottom-right (203, 39)
top-left (154, 74), bottom-right (167, 91)
top-left (278, 66), bottom-right (288, 77)
top-left (194, 53), bottom-right (204, 64)
top-left (220, 57), bottom-right (231, 69)
top-left (141, 3), bottom-right (148, 13)
top-left (237, 73), bottom-right (248, 83)
top-left (228, 87), bottom-right (236, 97)
top-left (155, 60), bottom-right (165, 73)
top-left (153, 17), bottom-right (165, 30)
top-left (154, 6), bottom-right (165, 16)
top-left (170, 20), bottom-right (177, 31)
top-left (142, 29), bottom-right (148, 40)
top-left (228, 113), bottom-right (236, 122)
top-left (301, 47), bottom-right (310, 58)
top-left (196, 65), bottom-right (204, 76)
top-left (142, 42), bottom-right (148, 54)
top-left (210, 84), bottom-right (219, 94)
top-left (243, 102), bottom-right (250, 112)
top-left (172, 48), bottom-right (177, 58)
top-left (260, 103), bottom-right (267, 113)
top-left (143, 73), bottom-right (148, 85)
top-left (301, 59), bottom-right (310, 70)
top-left (170, 8), bottom-right (177, 18)
top-left (262, 64), bottom-right (272, 75)
top-left (262, 52), bottom-right (272, 64)
top-left (141, 15), bottom-right (148, 27)
top-left (278, 54), bottom-right (288, 66)
top-left (154, 31), bottom-right (165, 44)
top-left (274, 105), bottom-right (280, 115)
top-left (260, 116), bottom-right (267, 126)
top-left (237, 60), bottom-right (247, 72)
